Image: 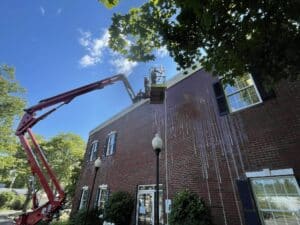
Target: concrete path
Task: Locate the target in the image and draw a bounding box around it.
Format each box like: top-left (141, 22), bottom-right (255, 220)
top-left (0, 210), bottom-right (19, 225)
top-left (0, 215), bottom-right (14, 225)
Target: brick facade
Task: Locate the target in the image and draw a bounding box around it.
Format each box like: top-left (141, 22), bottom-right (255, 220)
top-left (71, 69), bottom-right (300, 225)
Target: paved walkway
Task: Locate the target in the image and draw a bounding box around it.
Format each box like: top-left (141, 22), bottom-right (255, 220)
top-left (0, 210), bottom-right (20, 225)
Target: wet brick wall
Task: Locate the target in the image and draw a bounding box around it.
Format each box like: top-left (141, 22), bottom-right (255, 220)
top-left (71, 69), bottom-right (300, 225)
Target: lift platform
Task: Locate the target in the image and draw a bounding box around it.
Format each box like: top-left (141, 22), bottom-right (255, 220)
top-left (147, 67), bottom-right (166, 104)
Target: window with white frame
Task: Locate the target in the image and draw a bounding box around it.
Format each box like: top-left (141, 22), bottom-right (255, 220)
top-left (79, 186), bottom-right (89, 210)
top-left (106, 131), bottom-right (117, 156)
top-left (89, 141), bottom-right (98, 161)
top-left (222, 73), bottom-right (262, 112)
top-left (95, 185), bottom-right (108, 216)
top-left (250, 176), bottom-right (300, 225)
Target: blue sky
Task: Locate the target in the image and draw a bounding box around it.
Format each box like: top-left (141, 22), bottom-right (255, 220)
top-left (0, 0), bottom-right (178, 140)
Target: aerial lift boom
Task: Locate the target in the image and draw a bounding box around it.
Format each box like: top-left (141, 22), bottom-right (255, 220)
top-left (14, 74), bottom-right (140, 225)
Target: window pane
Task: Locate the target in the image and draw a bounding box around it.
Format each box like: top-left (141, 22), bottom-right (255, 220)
top-left (227, 86), bottom-right (260, 112)
top-left (251, 176), bottom-right (300, 225)
top-left (223, 73), bottom-right (253, 95)
top-left (235, 73), bottom-right (253, 90)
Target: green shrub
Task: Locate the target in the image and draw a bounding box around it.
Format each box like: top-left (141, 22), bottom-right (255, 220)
top-left (0, 191), bottom-right (23, 209)
top-left (69, 208), bottom-right (102, 225)
top-left (8, 194), bottom-right (25, 210)
top-left (50, 220), bottom-right (70, 225)
top-left (104, 191), bottom-right (134, 225)
top-left (169, 190), bottom-right (212, 225)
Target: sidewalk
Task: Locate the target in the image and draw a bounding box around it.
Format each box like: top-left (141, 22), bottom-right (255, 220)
top-left (0, 210), bottom-right (21, 225)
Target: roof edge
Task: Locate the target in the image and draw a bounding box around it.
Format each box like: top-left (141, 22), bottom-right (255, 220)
top-left (89, 64), bottom-right (203, 136)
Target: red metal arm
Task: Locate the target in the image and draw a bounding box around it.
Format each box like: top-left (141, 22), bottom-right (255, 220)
top-left (15, 74), bottom-right (138, 225)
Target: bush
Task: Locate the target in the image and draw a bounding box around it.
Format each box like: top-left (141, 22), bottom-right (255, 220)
top-left (8, 194), bottom-right (25, 210)
top-left (0, 192), bottom-right (14, 208)
top-left (69, 208), bottom-right (102, 225)
top-left (0, 191), bottom-right (25, 210)
top-left (169, 190), bottom-right (212, 225)
top-left (104, 191), bottom-right (134, 225)
top-left (50, 220), bottom-right (70, 225)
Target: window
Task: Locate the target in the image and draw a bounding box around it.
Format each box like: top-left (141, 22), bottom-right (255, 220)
top-left (105, 131), bottom-right (117, 156)
top-left (95, 185), bottom-right (108, 217)
top-left (89, 141), bottom-right (98, 161)
top-left (250, 176), bottom-right (300, 225)
top-left (79, 186), bottom-right (89, 210)
top-left (222, 73), bottom-right (262, 112)
top-left (213, 72), bottom-right (276, 115)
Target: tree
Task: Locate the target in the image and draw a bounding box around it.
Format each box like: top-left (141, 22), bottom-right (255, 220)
top-left (0, 64), bottom-right (26, 186)
top-left (42, 133), bottom-right (85, 203)
top-left (106, 0), bottom-right (300, 86)
top-left (98, 0), bottom-right (119, 9)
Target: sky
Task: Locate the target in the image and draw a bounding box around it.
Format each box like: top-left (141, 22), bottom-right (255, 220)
top-left (0, 0), bottom-right (178, 141)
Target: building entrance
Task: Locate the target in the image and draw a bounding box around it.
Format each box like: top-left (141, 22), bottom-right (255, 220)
top-left (136, 185), bottom-right (164, 225)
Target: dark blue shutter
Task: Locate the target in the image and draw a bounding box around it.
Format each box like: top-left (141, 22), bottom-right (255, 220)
top-left (251, 72), bottom-right (276, 101)
top-left (236, 179), bottom-right (262, 225)
top-left (213, 81), bottom-right (229, 116)
top-left (113, 132), bottom-right (118, 154)
top-left (87, 144), bottom-right (92, 162)
top-left (103, 136), bottom-right (109, 157)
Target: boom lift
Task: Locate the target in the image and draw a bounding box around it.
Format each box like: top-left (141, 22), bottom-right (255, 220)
top-left (15, 74), bottom-right (143, 225)
top-left (15, 70), bottom-right (166, 225)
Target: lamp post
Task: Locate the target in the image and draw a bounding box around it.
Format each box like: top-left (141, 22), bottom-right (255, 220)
top-left (84, 157), bottom-right (102, 225)
top-left (152, 133), bottom-right (163, 225)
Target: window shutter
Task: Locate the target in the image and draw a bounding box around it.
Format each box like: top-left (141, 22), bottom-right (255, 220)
top-left (87, 145), bottom-right (92, 162)
top-left (251, 73), bottom-right (276, 101)
top-left (213, 81), bottom-right (229, 116)
top-left (113, 132), bottom-right (118, 154)
top-left (103, 136), bottom-right (109, 157)
top-left (236, 179), bottom-right (262, 225)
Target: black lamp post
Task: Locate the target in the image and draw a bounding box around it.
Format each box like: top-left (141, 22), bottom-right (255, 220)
top-left (84, 157), bottom-right (102, 225)
top-left (152, 133), bottom-right (163, 225)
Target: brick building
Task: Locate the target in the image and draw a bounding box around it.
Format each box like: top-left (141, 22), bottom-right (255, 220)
top-left (72, 67), bottom-right (300, 225)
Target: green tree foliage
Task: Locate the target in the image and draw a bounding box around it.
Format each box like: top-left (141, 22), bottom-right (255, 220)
top-left (107, 0), bottom-right (300, 86)
top-left (104, 191), bottom-right (134, 225)
top-left (169, 190), bottom-right (212, 225)
top-left (98, 0), bottom-right (119, 9)
top-left (42, 133), bottom-right (85, 188)
top-left (0, 64), bottom-right (26, 185)
top-left (0, 191), bottom-right (25, 210)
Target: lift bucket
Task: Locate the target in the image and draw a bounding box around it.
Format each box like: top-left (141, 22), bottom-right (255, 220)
top-left (149, 68), bottom-right (166, 104)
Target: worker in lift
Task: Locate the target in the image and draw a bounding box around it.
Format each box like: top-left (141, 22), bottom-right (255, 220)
top-left (151, 69), bottom-right (157, 85)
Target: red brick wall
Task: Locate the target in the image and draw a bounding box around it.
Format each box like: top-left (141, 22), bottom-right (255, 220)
top-left (71, 69), bottom-right (300, 225)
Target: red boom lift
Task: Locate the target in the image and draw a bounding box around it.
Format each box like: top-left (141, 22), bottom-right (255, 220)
top-left (14, 74), bottom-right (148, 225)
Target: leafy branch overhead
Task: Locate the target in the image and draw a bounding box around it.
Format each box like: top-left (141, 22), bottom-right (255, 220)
top-left (102, 0), bottom-right (300, 86)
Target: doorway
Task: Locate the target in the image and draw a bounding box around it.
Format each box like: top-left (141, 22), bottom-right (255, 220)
top-left (136, 185), bottom-right (163, 225)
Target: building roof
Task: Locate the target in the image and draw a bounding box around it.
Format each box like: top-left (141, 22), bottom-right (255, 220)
top-left (89, 64), bottom-right (202, 136)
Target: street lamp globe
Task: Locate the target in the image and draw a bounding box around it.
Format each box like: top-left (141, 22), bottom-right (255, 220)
top-left (94, 157), bottom-right (102, 169)
top-left (152, 133), bottom-right (163, 151)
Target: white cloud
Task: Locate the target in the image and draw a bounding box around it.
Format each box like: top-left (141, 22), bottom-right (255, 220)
top-left (78, 30), bottom-right (110, 67)
top-left (110, 56), bottom-right (138, 76)
top-left (79, 55), bottom-right (100, 68)
top-left (40, 6), bottom-right (45, 16)
top-left (57, 8), bottom-right (62, 15)
top-left (78, 29), bottom-right (138, 75)
top-left (156, 46), bottom-right (169, 58)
